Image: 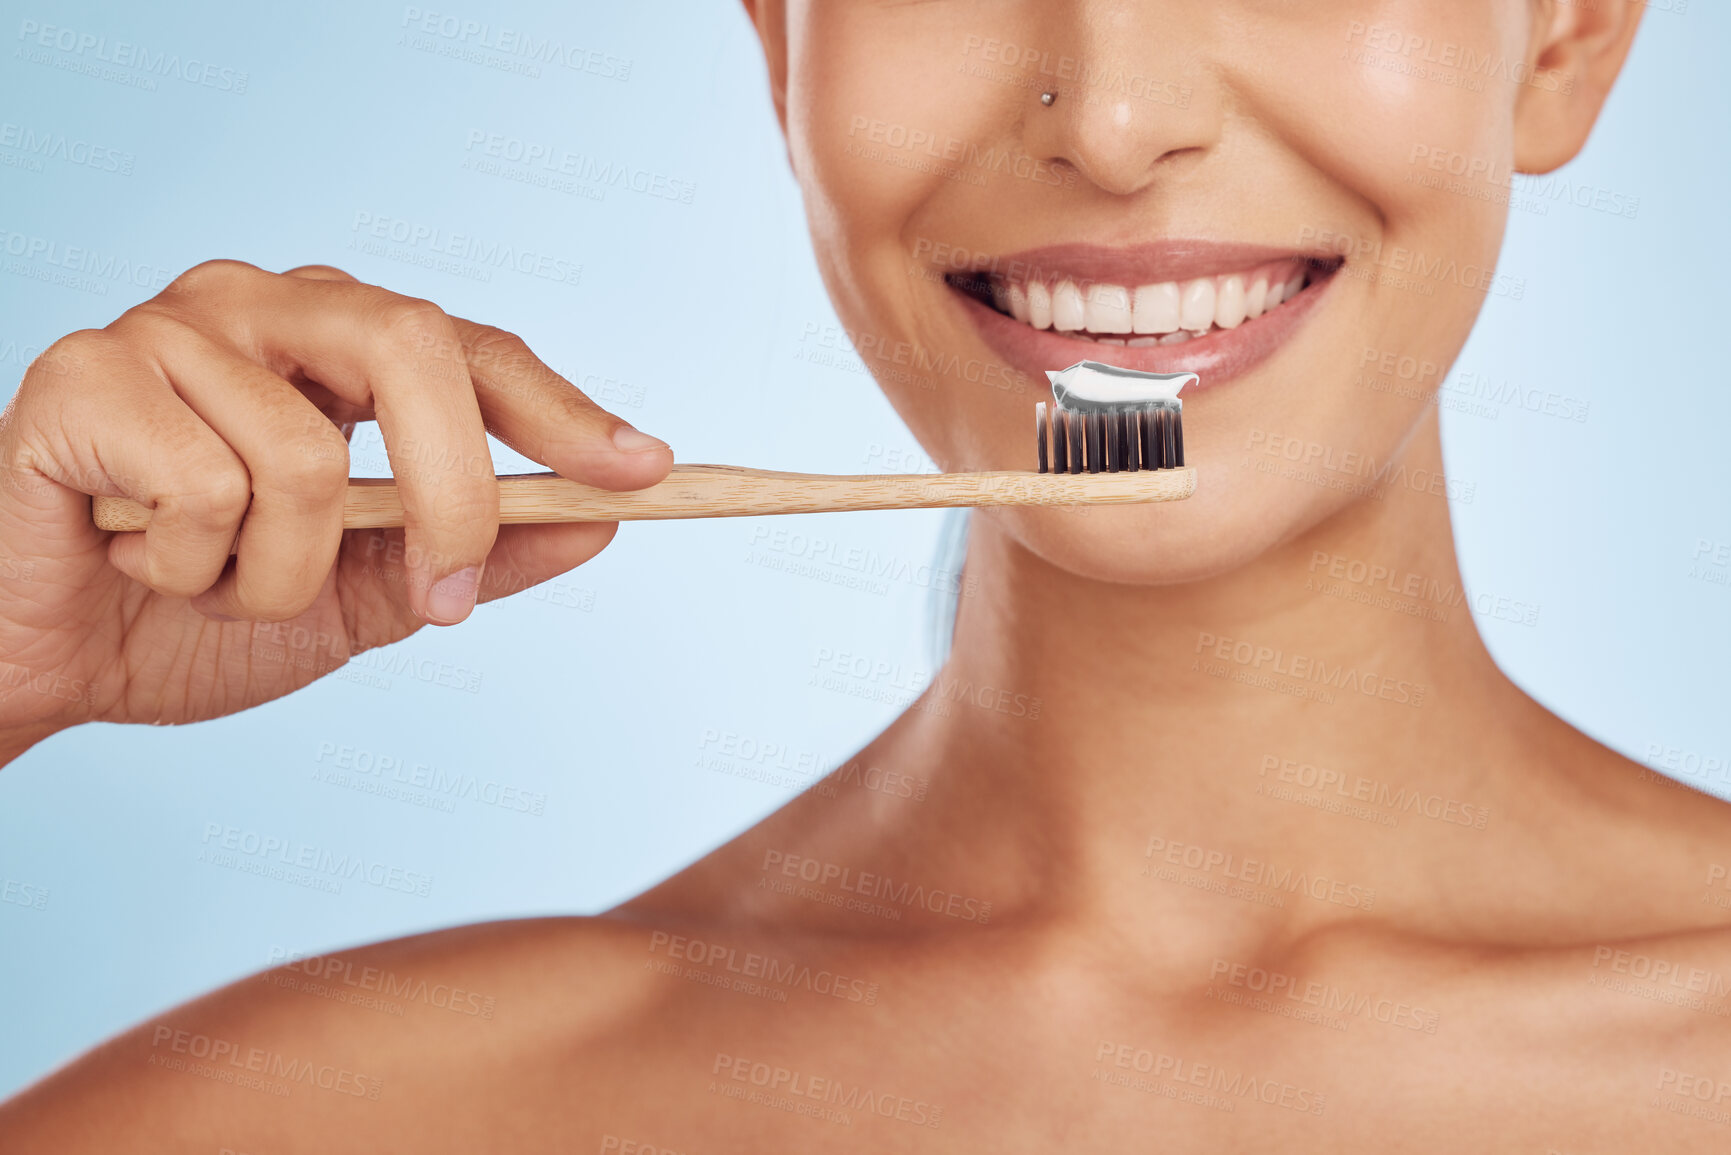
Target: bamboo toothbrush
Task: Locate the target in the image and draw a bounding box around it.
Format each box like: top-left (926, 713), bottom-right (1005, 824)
top-left (91, 361), bottom-right (1195, 532)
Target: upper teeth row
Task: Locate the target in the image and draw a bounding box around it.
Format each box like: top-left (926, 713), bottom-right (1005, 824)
top-left (990, 260), bottom-right (1310, 337)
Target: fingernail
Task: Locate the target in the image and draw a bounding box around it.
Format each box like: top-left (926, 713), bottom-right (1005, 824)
top-left (425, 565), bottom-right (481, 625)
top-left (612, 425), bottom-right (669, 454)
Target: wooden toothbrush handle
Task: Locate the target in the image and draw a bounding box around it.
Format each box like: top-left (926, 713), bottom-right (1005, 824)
top-left (90, 464), bottom-right (1197, 532)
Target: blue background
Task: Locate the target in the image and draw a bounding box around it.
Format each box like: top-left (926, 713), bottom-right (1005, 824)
top-left (1, 0), bottom-right (1726, 1097)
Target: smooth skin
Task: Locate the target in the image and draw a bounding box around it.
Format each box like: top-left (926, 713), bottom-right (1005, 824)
top-left (5, 1), bottom-right (1729, 1152)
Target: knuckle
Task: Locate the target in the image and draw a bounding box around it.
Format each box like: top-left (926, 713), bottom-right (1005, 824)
top-left (271, 445), bottom-right (350, 504)
top-left (107, 305), bottom-right (195, 350)
top-left (282, 263), bottom-right (359, 282)
top-left (464, 323), bottom-right (534, 375)
top-left (173, 458), bottom-right (252, 526)
top-left (370, 295), bottom-right (458, 361)
top-left (465, 324), bottom-right (568, 414)
top-left (22, 329), bottom-right (106, 387)
top-left (161, 258), bottom-right (262, 305)
top-left (300, 430), bottom-right (355, 489)
top-left (259, 422), bottom-right (351, 501)
top-left (546, 387), bottom-right (610, 429)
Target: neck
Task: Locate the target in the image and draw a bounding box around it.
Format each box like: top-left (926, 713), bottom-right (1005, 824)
top-left (884, 410), bottom-right (1605, 948)
top-left (669, 411), bottom-right (1726, 957)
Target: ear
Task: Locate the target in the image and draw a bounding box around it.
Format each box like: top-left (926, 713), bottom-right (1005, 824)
top-left (738, 0), bottom-right (790, 137)
top-left (1513, 0), bottom-right (1647, 174)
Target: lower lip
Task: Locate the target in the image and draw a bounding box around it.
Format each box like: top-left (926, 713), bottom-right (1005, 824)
top-left (949, 271), bottom-right (1336, 396)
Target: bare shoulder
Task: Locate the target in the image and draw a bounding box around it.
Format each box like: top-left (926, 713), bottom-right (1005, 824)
top-left (1565, 923), bottom-right (1731, 1052)
top-left (1519, 923), bottom-right (1731, 1139)
top-left (0, 915), bottom-right (677, 1153)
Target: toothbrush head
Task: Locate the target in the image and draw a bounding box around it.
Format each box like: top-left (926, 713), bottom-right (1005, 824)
top-left (1035, 361), bottom-right (1194, 474)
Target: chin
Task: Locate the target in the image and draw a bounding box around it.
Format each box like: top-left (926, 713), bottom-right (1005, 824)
top-left (976, 463), bottom-right (1352, 590)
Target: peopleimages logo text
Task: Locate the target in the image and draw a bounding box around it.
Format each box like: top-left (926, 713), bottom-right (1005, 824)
top-left (200, 823), bottom-right (434, 897)
top-left (16, 20), bottom-right (249, 92)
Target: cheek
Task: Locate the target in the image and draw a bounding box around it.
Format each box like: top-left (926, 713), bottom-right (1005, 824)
top-left (1194, 6), bottom-right (1527, 466)
top-left (1247, 3), bottom-right (1524, 261)
top-left (788, 10), bottom-right (1030, 465)
top-left (790, 11), bottom-right (987, 259)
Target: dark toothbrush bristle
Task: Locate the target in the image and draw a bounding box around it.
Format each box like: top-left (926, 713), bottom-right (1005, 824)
top-left (1041, 397), bottom-right (1183, 471)
top-left (1039, 401), bottom-right (1183, 471)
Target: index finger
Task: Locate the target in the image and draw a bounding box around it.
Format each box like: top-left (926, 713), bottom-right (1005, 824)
top-left (447, 318), bottom-right (673, 493)
top-left (284, 267), bottom-right (669, 485)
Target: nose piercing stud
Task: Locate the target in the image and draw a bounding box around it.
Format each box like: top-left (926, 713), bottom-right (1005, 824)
top-left (1040, 91), bottom-right (1057, 106)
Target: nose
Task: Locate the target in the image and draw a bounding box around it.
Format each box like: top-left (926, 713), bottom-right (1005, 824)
top-left (1018, 3), bottom-right (1222, 198)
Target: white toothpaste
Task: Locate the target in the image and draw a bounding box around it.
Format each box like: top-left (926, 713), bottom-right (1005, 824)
top-left (1045, 360), bottom-right (1195, 410)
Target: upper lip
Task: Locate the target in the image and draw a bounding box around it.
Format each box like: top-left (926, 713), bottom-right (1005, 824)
top-left (941, 240), bottom-right (1341, 287)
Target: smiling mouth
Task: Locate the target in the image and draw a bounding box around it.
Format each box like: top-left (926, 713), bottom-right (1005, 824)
top-left (940, 243), bottom-right (1344, 390)
top-left (947, 256), bottom-right (1341, 346)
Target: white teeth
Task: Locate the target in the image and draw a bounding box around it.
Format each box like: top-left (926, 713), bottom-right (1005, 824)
top-left (1214, 274), bottom-right (1248, 330)
top-left (1132, 282), bottom-right (1181, 334)
top-left (988, 259), bottom-right (1319, 337)
top-left (1179, 278), bottom-right (1216, 332)
top-left (1084, 282), bottom-right (1133, 333)
top-left (1052, 280), bottom-right (1086, 331)
top-left (1027, 281), bottom-right (1053, 329)
top-left (1095, 337), bottom-right (1126, 346)
top-left (1245, 276), bottom-right (1268, 320)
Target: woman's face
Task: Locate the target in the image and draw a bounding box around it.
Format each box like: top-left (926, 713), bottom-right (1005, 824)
top-left (772, 0), bottom-right (1555, 584)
